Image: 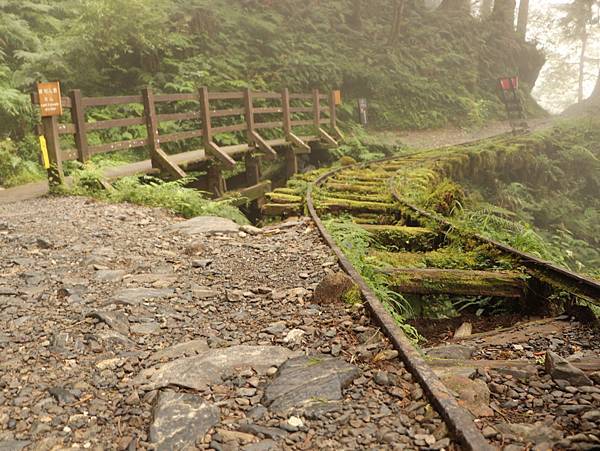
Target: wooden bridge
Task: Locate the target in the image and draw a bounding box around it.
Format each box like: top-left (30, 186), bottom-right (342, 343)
top-left (31, 86), bottom-right (343, 201)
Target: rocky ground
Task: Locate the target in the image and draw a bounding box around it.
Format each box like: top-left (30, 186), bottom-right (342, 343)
top-left (0, 196), bottom-right (454, 451)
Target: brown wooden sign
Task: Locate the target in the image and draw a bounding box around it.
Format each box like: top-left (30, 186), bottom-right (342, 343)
top-left (37, 81), bottom-right (63, 117)
top-left (333, 90), bottom-right (342, 105)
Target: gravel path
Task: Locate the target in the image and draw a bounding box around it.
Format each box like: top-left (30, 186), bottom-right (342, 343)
top-left (0, 196), bottom-right (453, 450)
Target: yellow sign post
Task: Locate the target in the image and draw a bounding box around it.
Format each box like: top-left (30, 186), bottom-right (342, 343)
top-left (333, 90), bottom-right (342, 105)
top-left (39, 135), bottom-right (50, 169)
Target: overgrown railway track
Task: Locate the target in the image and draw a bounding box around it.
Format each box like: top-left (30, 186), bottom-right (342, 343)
top-left (299, 145), bottom-right (600, 450)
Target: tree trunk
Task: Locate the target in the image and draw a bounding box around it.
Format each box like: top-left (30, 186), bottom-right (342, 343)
top-left (492, 0), bottom-right (516, 29)
top-left (516, 0), bottom-right (529, 39)
top-left (578, 31), bottom-right (588, 103)
top-left (439, 0), bottom-right (471, 14)
top-left (590, 69), bottom-right (600, 104)
top-left (480, 0), bottom-right (493, 17)
top-left (388, 0), bottom-right (406, 45)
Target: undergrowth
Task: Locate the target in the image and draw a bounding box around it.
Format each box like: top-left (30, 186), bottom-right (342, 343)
top-left (323, 216), bottom-right (420, 342)
top-left (60, 164), bottom-right (249, 224)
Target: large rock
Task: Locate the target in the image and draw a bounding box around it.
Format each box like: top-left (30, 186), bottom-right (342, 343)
top-left (138, 345), bottom-right (296, 391)
top-left (87, 311), bottom-right (130, 335)
top-left (425, 344), bottom-right (476, 360)
top-left (545, 350), bottom-right (592, 386)
top-left (441, 375), bottom-right (493, 418)
top-left (495, 422), bottom-right (563, 445)
top-left (263, 356), bottom-right (360, 413)
top-left (0, 441), bottom-right (30, 451)
top-left (312, 272), bottom-right (355, 304)
top-left (172, 216), bottom-right (240, 235)
top-left (149, 391), bottom-right (219, 451)
top-left (148, 339), bottom-right (209, 364)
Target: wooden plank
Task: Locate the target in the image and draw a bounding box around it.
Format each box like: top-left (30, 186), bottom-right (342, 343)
top-left (285, 147), bottom-right (297, 179)
top-left (225, 181), bottom-right (272, 206)
top-left (243, 88), bottom-right (255, 144)
top-left (251, 130), bottom-right (277, 159)
top-left (207, 141), bottom-right (236, 168)
top-left (253, 92), bottom-right (281, 99)
top-left (290, 93), bottom-right (312, 100)
top-left (254, 121), bottom-right (283, 130)
top-left (290, 107), bottom-right (313, 113)
top-left (212, 123), bottom-right (246, 133)
top-left (211, 108), bottom-right (245, 118)
top-left (319, 127), bottom-right (338, 146)
top-left (159, 129), bottom-right (203, 144)
top-left (89, 138), bottom-right (149, 155)
top-left (154, 93), bottom-right (198, 102)
top-left (42, 116), bottom-right (64, 185)
top-left (208, 91), bottom-right (245, 100)
top-left (199, 87), bottom-right (213, 144)
top-left (82, 95), bottom-right (143, 107)
top-left (58, 123), bottom-right (76, 135)
top-left (85, 117), bottom-right (146, 131)
top-left (207, 163), bottom-right (227, 198)
top-left (254, 107), bottom-right (283, 114)
top-left (70, 89), bottom-right (90, 162)
top-left (153, 147), bottom-right (187, 179)
top-left (387, 269), bottom-right (526, 298)
top-left (156, 111), bottom-right (201, 122)
top-left (288, 132), bottom-right (311, 154)
top-left (245, 153), bottom-right (260, 186)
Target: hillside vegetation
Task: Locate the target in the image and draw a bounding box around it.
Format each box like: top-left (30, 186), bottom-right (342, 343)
top-left (0, 0), bottom-right (545, 187)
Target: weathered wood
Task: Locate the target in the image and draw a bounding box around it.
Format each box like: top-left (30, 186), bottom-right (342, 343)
top-left (290, 107), bottom-right (313, 113)
top-left (89, 138), bottom-right (149, 155)
top-left (83, 95), bottom-right (143, 107)
top-left (199, 86), bottom-right (213, 143)
top-left (207, 164), bottom-right (227, 198)
top-left (156, 111), bottom-right (201, 123)
top-left (254, 121), bottom-right (283, 130)
top-left (208, 91), bottom-right (245, 100)
top-left (387, 269), bottom-right (526, 298)
top-left (319, 127), bottom-right (338, 147)
top-left (211, 108), bottom-right (245, 118)
top-left (290, 93), bottom-right (313, 100)
top-left (245, 153), bottom-right (261, 186)
top-left (329, 90), bottom-right (343, 140)
top-left (69, 89), bottom-right (90, 163)
top-left (284, 147), bottom-right (298, 180)
top-left (142, 87), bottom-right (186, 179)
top-left (251, 130), bottom-right (277, 160)
top-left (254, 107), bottom-right (283, 114)
top-left (207, 141), bottom-right (236, 168)
top-left (243, 88), bottom-right (255, 145)
top-left (225, 181), bottom-right (272, 206)
top-left (42, 116), bottom-right (64, 185)
top-left (85, 117), bottom-right (146, 131)
top-left (318, 197), bottom-right (396, 213)
top-left (253, 92), bottom-right (281, 99)
top-left (313, 89), bottom-right (321, 131)
top-left (288, 132), bottom-right (311, 154)
top-left (282, 88), bottom-right (292, 136)
top-left (159, 129), bottom-right (203, 144)
top-left (154, 93), bottom-right (198, 102)
top-left (212, 123), bottom-right (247, 133)
top-left (291, 119), bottom-right (314, 127)
top-left (57, 123), bottom-right (76, 135)
top-left (360, 225), bottom-right (438, 249)
top-left (261, 202), bottom-right (302, 216)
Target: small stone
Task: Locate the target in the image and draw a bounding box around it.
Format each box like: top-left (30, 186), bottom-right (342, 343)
top-left (192, 259), bottom-right (213, 269)
top-left (453, 322), bottom-right (472, 339)
top-left (312, 272), bottom-right (355, 304)
top-left (287, 416), bottom-right (303, 428)
top-left (283, 329), bottom-right (305, 344)
top-left (373, 349), bottom-right (399, 362)
top-left (482, 426), bottom-right (497, 439)
top-left (374, 371), bottom-right (390, 386)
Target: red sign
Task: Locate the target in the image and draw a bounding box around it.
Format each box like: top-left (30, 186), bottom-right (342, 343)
top-left (37, 81), bottom-right (63, 117)
top-left (499, 77), bottom-right (519, 91)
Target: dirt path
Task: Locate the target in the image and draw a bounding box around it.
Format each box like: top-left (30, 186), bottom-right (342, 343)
top-left (0, 196), bottom-right (452, 450)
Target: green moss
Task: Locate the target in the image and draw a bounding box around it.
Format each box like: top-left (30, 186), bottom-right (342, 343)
top-left (342, 285), bottom-right (363, 307)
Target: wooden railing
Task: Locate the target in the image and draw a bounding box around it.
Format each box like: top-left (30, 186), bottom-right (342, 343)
top-left (32, 86), bottom-right (342, 197)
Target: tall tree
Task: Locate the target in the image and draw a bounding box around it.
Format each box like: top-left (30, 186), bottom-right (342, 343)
top-left (480, 0), bottom-right (493, 17)
top-left (388, 0), bottom-right (406, 45)
top-left (516, 0), bottom-right (529, 39)
top-left (492, 0), bottom-right (516, 29)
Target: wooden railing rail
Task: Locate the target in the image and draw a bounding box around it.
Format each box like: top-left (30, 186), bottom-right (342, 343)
top-left (31, 85), bottom-right (343, 198)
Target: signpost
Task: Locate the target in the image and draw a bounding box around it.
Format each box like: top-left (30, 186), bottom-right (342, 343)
top-left (498, 76), bottom-right (528, 134)
top-left (358, 98), bottom-right (368, 126)
top-left (36, 81), bottom-right (64, 184)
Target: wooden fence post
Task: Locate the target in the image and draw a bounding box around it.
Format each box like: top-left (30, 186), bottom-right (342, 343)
top-left (282, 88), bottom-right (292, 137)
top-left (142, 87), bottom-right (186, 179)
top-left (313, 88), bottom-right (321, 132)
top-left (243, 88), bottom-right (255, 146)
top-left (42, 116), bottom-right (64, 186)
top-left (70, 89), bottom-right (89, 163)
top-left (200, 86), bottom-right (226, 198)
top-left (329, 90), bottom-right (337, 130)
top-left (245, 153), bottom-right (261, 186)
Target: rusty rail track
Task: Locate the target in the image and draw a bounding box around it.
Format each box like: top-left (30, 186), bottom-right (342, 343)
top-left (305, 144), bottom-right (600, 450)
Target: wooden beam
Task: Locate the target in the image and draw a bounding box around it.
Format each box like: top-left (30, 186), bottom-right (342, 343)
top-left (142, 87), bottom-right (186, 179)
top-left (245, 153), bottom-right (261, 186)
top-left (284, 147), bottom-right (298, 180)
top-left (387, 269), bottom-right (526, 298)
top-left (250, 130), bottom-right (277, 159)
top-left (319, 127), bottom-right (338, 147)
top-left (70, 89), bottom-right (90, 163)
top-left (313, 89), bottom-right (321, 132)
top-left (42, 116), bottom-right (64, 186)
top-left (207, 163), bottom-right (226, 198)
top-left (288, 132), bottom-right (311, 155)
top-left (207, 141), bottom-right (236, 168)
top-left (282, 88), bottom-right (292, 136)
top-left (224, 181), bottom-right (272, 206)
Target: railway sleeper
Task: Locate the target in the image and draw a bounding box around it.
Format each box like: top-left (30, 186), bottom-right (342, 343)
top-left (325, 182), bottom-right (386, 195)
top-left (261, 202), bottom-right (302, 217)
top-left (316, 197), bottom-right (398, 214)
top-left (320, 190), bottom-right (394, 203)
top-left (265, 192), bottom-right (303, 204)
top-left (359, 224), bottom-right (441, 251)
top-left (386, 268), bottom-right (528, 299)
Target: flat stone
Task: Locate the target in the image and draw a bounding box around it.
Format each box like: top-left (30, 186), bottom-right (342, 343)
top-left (240, 224), bottom-right (262, 235)
top-left (243, 439), bottom-right (277, 451)
top-left (112, 288), bottom-right (175, 305)
top-left (453, 322), bottom-right (472, 339)
top-left (149, 339), bottom-right (209, 363)
top-left (138, 345), bottom-right (296, 390)
top-left (441, 375), bottom-right (493, 417)
top-left (87, 310), bottom-right (130, 335)
top-left (545, 351), bottom-right (592, 387)
top-left (192, 286), bottom-right (219, 299)
top-left (95, 269), bottom-right (127, 282)
top-left (263, 356), bottom-right (359, 413)
top-left (149, 391), bottom-right (219, 451)
top-left (0, 441), bottom-right (30, 451)
top-left (426, 344), bottom-right (476, 360)
top-left (495, 422), bottom-right (564, 445)
top-left (172, 216), bottom-right (240, 235)
top-left (238, 424), bottom-right (287, 440)
top-left (130, 322), bottom-right (161, 335)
